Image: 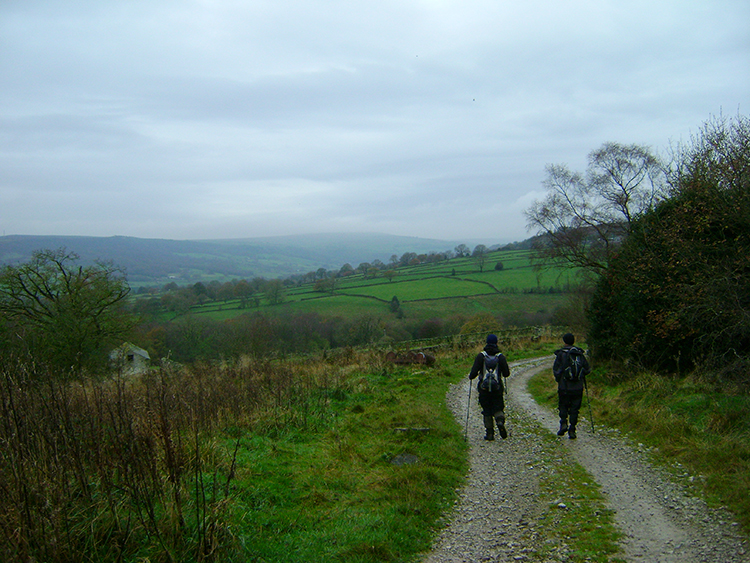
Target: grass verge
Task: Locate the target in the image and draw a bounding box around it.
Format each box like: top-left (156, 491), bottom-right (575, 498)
top-left (214, 357), bottom-right (469, 562)
top-left (0, 351), bottom-right (468, 563)
top-left (530, 424), bottom-right (624, 563)
top-left (511, 369), bottom-right (624, 563)
top-left (527, 363), bottom-right (750, 535)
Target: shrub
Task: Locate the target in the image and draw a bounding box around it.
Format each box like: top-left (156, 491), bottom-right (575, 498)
top-left (589, 114), bottom-right (750, 379)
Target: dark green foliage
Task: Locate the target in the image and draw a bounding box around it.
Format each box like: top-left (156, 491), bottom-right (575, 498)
top-left (0, 248), bottom-right (136, 375)
top-left (416, 318), bottom-right (445, 339)
top-left (389, 295), bottom-right (401, 315)
top-left (589, 115), bottom-right (750, 379)
top-left (154, 312), bottom-right (336, 362)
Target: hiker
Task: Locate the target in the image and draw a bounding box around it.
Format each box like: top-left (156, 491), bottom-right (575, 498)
top-left (553, 333), bottom-right (591, 439)
top-left (469, 334), bottom-right (510, 440)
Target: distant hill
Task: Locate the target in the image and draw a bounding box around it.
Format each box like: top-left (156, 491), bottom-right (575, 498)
top-left (0, 233), bottom-right (520, 286)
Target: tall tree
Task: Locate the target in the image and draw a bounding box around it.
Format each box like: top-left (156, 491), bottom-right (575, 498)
top-left (525, 143), bottom-right (667, 276)
top-left (589, 114), bottom-right (750, 377)
top-left (264, 279), bottom-right (285, 305)
top-left (0, 248), bottom-right (136, 375)
top-left (233, 279), bottom-right (254, 308)
top-left (454, 244), bottom-right (470, 258)
top-left (472, 244), bottom-right (489, 272)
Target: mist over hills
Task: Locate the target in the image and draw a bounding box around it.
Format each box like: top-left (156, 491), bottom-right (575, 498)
top-left (0, 233), bottom-right (519, 286)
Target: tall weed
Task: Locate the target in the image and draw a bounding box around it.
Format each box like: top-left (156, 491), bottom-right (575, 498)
top-left (0, 356), bottom-right (316, 561)
top-left (0, 344), bottom-right (463, 562)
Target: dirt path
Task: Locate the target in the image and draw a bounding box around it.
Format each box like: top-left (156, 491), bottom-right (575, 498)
top-left (422, 359), bottom-right (749, 562)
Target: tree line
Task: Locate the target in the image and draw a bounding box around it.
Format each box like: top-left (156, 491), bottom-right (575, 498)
top-left (526, 113), bottom-right (749, 383)
top-left (0, 249), bottom-right (516, 373)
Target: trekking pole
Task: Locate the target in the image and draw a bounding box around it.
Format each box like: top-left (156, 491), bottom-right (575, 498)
top-left (464, 377), bottom-right (472, 441)
top-left (584, 378), bottom-right (595, 434)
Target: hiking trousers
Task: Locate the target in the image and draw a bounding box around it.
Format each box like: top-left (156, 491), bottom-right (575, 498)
top-left (478, 389), bottom-right (505, 419)
top-left (558, 389), bottom-right (583, 428)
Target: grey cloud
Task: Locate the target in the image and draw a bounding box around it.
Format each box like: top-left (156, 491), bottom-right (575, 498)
top-left (1, 1), bottom-right (748, 243)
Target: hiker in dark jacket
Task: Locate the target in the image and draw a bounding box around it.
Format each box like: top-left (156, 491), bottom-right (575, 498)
top-left (553, 333), bottom-right (591, 440)
top-left (469, 334), bottom-right (510, 440)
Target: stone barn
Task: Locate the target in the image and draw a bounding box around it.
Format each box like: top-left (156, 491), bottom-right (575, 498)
top-left (110, 342), bottom-right (151, 375)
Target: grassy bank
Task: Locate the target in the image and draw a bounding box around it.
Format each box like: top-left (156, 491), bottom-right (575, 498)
top-left (0, 346), bottom-right (469, 563)
top-left (527, 362), bottom-right (750, 534)
top-left (228, 356), bottom-right (468, 562)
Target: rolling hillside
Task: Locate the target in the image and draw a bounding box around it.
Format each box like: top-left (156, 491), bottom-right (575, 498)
top-left (0, 233), bottom-right (517, 284)
top-left (143, 247), bottom-right (575, 334)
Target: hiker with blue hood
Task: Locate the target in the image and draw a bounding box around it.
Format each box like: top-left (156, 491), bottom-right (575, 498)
top-left (468, 334), bottom-right (510, 440)
top-left (553, 333), bottom-right (591, 439)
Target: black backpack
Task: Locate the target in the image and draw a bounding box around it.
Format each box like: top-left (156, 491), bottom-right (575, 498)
top-left (562, 347), bottom-right (586, 382)
top-left (480, 351), bottom-right (503, 392)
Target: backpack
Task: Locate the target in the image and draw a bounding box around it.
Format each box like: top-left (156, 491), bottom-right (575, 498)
top-left (479, 351), bottom-right (503, 392)
top-left (562, 347), bottom-right (586, 382)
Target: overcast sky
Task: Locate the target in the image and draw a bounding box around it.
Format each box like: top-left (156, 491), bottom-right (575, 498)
top-left (1, 1), bottom-right (748, 244)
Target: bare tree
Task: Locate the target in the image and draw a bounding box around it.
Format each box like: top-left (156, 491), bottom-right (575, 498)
top-left (472, 244), bottom-right (489, 272)
top-left (454, 244), bottom-right (470, 258)
top-left (525, 142), bottom-right (667, 275)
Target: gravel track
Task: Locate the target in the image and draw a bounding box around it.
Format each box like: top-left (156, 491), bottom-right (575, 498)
top-left (421, 359), bottom-right (749, 563)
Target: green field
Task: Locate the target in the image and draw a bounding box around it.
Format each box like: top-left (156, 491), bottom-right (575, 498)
top-left (160, 249), bottom-right (578, 327)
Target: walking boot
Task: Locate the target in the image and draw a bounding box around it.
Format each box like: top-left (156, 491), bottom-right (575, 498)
top-left (557, 420), bottom-right (568, 436)
top-left (483, 416), bottom-right (495, 441)
top-left (568, 426), bottom-right (577, 440)
top-left (495, 413), bottom-right (508, 439)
